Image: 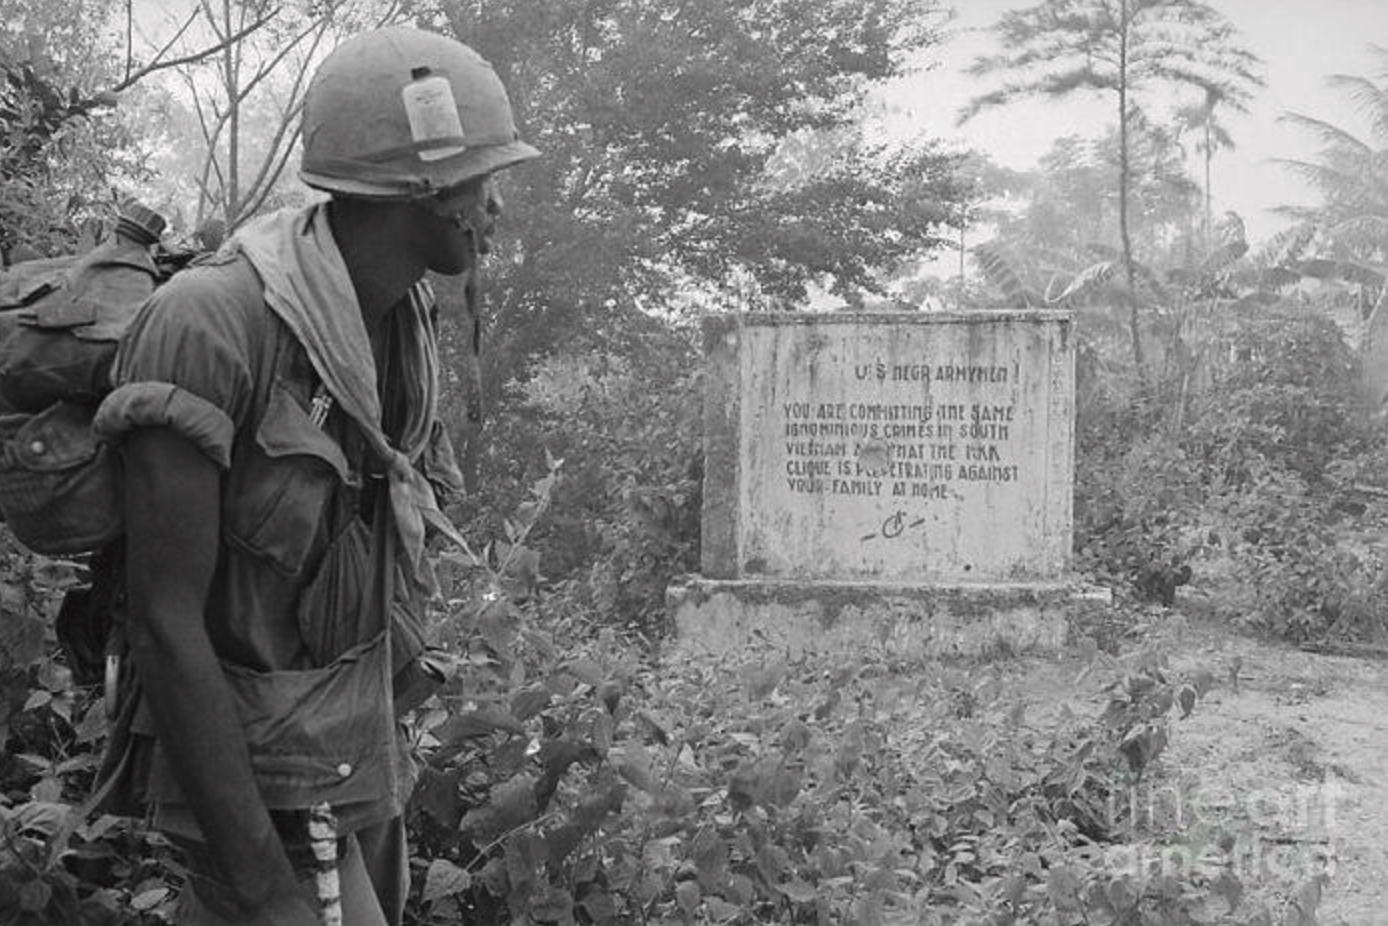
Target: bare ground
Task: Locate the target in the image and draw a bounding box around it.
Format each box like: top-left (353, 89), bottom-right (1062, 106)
top-left (1001, 606), bottom-right (1388, 924)
top-left (1159, 618), bottom-right (1388, 925)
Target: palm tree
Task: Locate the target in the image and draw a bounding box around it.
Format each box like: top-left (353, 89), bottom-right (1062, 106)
top-left (960, 0), bottom-right (1263, 366)
top-left (1175, 85), bottom-right (1244, 252)
top-left (1275, 45), bottom-right (1388, 411)
top-left (1275, 44), bottom-right (1388, 267)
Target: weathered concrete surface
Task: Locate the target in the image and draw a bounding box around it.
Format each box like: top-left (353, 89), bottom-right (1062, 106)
top-left (684, 310), bottom-right (1081, 658)
top-left (667, 576), bottom-right (1097, 659)
top-left (701, 311), bottom-right (1075, 584)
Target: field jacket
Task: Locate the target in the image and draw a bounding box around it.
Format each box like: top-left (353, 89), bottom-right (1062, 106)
top-left (92, 208), bottom-right (463, 839)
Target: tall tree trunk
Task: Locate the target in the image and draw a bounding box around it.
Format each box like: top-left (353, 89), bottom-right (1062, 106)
top-left (1360, 284), bottom-right (1388, 415)
top-left (1203, 121), bottom-right (1212, 251)
top-left (1118, 0), bottom-right (1142, 368)
top-left (223, 0), bottom-right (240, 221)
top-left (958, 214), bottom-right (966, 303)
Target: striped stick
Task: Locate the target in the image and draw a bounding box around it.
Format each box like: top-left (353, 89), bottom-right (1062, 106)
top-left (307, 802), bottom-right (342, 926)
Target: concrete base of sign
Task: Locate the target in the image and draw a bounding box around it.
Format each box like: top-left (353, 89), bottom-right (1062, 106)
top-left (666, 576), bottom-right (1107, 660)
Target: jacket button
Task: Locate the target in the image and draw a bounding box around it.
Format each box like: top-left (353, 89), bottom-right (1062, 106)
top-left (337, 763), bottom-right (352, 778)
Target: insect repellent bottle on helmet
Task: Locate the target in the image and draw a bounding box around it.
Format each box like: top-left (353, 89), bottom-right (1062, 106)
top-left (299, 26), bottom-right (539, 199)
top-left (401, 67), bottom-right (469, 162)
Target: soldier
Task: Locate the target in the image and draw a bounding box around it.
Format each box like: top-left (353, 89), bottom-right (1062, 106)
top-left (93, 26), bottom-right (538, 926)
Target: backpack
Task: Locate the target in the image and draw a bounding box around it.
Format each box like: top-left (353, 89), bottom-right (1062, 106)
top-left (0, 203), bottom-right (175, 557)
top-left (0, 204), bottom-right (188, 689)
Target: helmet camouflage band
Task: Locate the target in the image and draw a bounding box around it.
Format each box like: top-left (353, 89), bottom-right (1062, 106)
top-left (299, 26), bottom-right (540, 198)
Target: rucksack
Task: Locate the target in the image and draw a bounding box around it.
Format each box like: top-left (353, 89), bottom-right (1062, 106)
top-left (0, 202), bottom-right (177, 556)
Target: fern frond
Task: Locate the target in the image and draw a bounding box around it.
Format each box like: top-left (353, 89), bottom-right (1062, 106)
top-left (1049, 260), bottom-right (1117, 305)
top-left (1291, 258), bottom-right (1386, 289)
top-left (1260, 222), bottom-right (1318, 268)
top-left (971, 241), bottom-right (1036, 307)
top-left (1276, 112), bottom-right (1375, 156)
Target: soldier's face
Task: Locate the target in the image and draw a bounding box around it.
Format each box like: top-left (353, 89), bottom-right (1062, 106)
top-left (411, 175), bottom-right (501, 275)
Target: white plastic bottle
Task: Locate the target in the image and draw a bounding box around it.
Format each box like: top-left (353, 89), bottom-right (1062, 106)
top-left (401, 66), bottom-right (467, 161)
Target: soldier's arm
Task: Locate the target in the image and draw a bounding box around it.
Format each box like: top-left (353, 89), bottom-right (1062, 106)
top-left (123, 427), bottom-right (319, 926)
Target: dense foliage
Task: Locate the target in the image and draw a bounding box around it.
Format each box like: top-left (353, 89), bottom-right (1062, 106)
top-left (455, 334), bottom-right (706, 636)
top-left (2, 2), bottom-right (1384, 925)
top-left (0, 0), bottom-right (141, 260)
top-left (1069, 301), bottom-right (1388, 643)
top-left (0, 479), bottom-right (1328, 925)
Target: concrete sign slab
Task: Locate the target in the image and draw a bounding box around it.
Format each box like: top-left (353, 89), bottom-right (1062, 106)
top-left (701, 311), bottom-right (1074, 583)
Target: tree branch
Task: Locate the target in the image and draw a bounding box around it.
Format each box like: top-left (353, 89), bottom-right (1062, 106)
top-left (109, 7), bottom-right (280, 94)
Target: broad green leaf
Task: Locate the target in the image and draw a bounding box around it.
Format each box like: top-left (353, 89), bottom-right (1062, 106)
top-left (1046, 865), bottom-right (1082, 911)
top-left (130, 886), bottom-right (170, 911)
top-left (635, 709), bottom-right (670, 746)
top-left (777, 877), bottom-right (817, 904)
top-left (13, 801), bottom-right (70, 836)
top-left (612, 742), bottom-right (657, 794)
top-left (433, 708), bottom-right (525, 747)
top-left (460, 774), bottom-right (539, 844)
top-left (0, 610), bottom-right (45, 669)
top-left (423, 858), bottom-right (472, 903)
top-left (565, 659), bottom-right (606, 688)
top-left (510, 687), bottom-right (552, 721)
top-left (705, 897), bottom-right (741, 922)
top-left (675, 880), bottom-right (701, 914)
top-left (22, 690), bottom-right (51, 712)
top-left (578, 889), bottom-right (617, 926)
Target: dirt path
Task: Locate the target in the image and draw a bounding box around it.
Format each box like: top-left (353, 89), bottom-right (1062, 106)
top-left (1014, 610), bottom-right (1388, 923)
top-left (1159, 618), bottom-right (1388, 924)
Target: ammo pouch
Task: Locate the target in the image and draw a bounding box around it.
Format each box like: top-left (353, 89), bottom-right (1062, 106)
top-left (0, 401), bottom-right (121, 555)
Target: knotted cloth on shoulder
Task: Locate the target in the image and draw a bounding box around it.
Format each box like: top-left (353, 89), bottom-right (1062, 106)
top-left (232, 205), bottom-right (470, 590)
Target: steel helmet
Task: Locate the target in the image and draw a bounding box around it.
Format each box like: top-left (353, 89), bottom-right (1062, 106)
top-left (300, 26), bottom-right (539, 198)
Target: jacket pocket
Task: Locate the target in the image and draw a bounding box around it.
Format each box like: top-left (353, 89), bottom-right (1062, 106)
top-left (147, 633), bottom-right (401, 811)
top-left (224, 385), bottom-right (350, 575)
top-left (227, 632), bottom-right (398, 809)
top-left (295, 517), bottom-right (373, 665)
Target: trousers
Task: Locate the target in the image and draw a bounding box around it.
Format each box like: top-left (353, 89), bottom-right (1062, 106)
top-left (175, 816), bottom-right (409, 926)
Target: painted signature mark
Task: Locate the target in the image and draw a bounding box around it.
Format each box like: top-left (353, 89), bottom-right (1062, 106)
top-left (860, 509), bottom-right (928, 543)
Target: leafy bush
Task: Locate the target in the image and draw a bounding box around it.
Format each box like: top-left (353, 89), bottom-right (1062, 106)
top-left (457, 339), bottom-right (704, 635)
top-left (1182, 310), bottom-right (1363, 487)
top-left (0, 430), bottom-right (1326, 926)
top-left (0, 534), bottom-right (180, 924)
top-left (1075, 300), bottom-right (1388, 642)
top-left (1073, 327), bottom-right (1201, 605)
top-left (404, 479), bottom-right (1302, 925)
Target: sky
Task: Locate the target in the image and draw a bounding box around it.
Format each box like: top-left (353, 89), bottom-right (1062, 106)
top-left (878, 0), bottom-right (1388, 248)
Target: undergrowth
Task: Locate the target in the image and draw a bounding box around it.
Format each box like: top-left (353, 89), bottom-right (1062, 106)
top-left (1075, 306), bottom-right (1388, 644)
top-left (1, 464), bottom-right (1329, 926)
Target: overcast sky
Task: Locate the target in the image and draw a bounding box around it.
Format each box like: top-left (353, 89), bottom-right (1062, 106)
top-left (881, 0), bottom-right (1388, 247)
